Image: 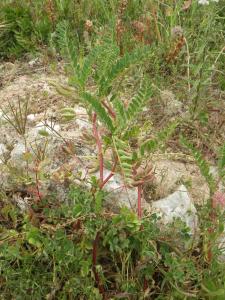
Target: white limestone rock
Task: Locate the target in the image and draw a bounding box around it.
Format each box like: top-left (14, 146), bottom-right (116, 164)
top-left (0, 143), bottom-right (7, 156)
top-left (160, 90), bottom-right (183, 116)
top-left (29, 121), bottom-right (61, 137)
top-left (27, 114), bottom-right (36, 123)
top-left (153, 159), bottom-right (210, 205)
top-left (152, 185), bottom-right (198, 233)
top-left (10, 142), bottom-right (26, 162)
top-left (93, 168), bottom-right (147, 211)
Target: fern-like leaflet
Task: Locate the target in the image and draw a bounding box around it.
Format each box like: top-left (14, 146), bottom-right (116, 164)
top-left (82, 92), bottom-right (114, 133)
top-left (113, 98), bottom-right (127, 129)
top-left (55, 24), bottom-right (176, 190)
top-left (112, 136), bottom-right (133, 186)
top-left (99, 45), bottom-right (152, 96)
top-left (180, 136), bottom-right (216, 194)
top-left (94, 33), bottom-right (120, 85)
top-left (126, 79), bottom-right (152, 122)
top-left (56, 20), bottom-right (79, 75)
top-left (113, 79), bottom-right (152, 133)
top-left (140, 121), bottom-right (178, 156)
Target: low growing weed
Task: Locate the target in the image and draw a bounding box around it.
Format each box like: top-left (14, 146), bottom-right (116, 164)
top-left (0, 185), bottom-right (225, 299)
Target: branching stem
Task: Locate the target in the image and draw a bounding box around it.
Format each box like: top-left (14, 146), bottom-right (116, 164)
top-left (102, 101), bottom-right (116, 119)
top-left (34, 161), bottom-right (42, 202)
top-left (92, 113), bottom-right (104, 184)
top-left (100, 158), bottom-right (118, 189)
top-left (92, 232), bottom-right (105, 297)
top-left (137, 184), bottom-right (142, 219)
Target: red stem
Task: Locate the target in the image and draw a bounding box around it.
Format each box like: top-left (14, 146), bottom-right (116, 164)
top-left (206, 191), bottom-right (218, 263)
top-left (143, 278), bottom-right (148, 291)
top-left (92, 113), bottom-right (104, 185)
top-left (207, 207), bottom-right (216, 262)
top-left (92, 232), bottom-right (105, 296)
top-left (137, 184), bottom-right (148, 290)
top-left (92, 113), bottom-right (106, 297)
top-left (100, 158), bottom-right (118, 189)
top-left (100, 172), bottom-right (114, 189)
top-left (102, 101), bottom-right (116, 119)
top-left (137, 184), bottom-right (142, 219)
top-left (35, 162), bottom-right (42, 202)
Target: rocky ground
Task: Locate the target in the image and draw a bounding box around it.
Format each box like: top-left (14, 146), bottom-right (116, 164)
top-left (0, 59), bottom-right (224, 251)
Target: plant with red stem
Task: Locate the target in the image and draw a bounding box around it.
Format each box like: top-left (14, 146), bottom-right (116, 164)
top-left (180, 137), bottom-right (225, 263)
top-left (137, 185), bottom-right (143, 219)
top-left (92, 232), bottom-right (105, 297)
top-left (92, 112), bottom-right (104, 185)
top-left (79, 100), bottom-right (175, 295)
top-left (28, 138), bottom-right (49, 203)
top-left (34, 161), bottom-right (43, 202)
top-left (91, 108), bottom-right (157, 296)
top-left (56, 27), bottom-right (178, 295)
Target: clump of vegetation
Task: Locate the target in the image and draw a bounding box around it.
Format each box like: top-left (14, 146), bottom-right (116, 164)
top-left (54, 19), bottom-right (179, 219)
top-left (0, 0), bottom-right (118, 59)
top-left (0, 185), bottom-right (225, 299)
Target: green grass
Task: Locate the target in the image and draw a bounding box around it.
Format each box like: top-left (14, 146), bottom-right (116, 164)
top-left (0, 186), bottom-right (225, 299)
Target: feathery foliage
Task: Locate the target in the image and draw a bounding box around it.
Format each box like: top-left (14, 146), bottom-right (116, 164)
top-left (112, 136), bottom-right (133, 185)
top-left (140, 121), bottom-right (178, 156)
top-left (0, 4), bottom-right (36, 58)
top-left (126, 79), bottom-right (152, 123)
top-left (82, 92), bottom-right (115, 132)
top-left (98, 45), bottom-right (152, 97)
top-left (180, 136), bottom-right (216, 194)
top-left (55, 25), bottom-right (179, 185)
top-left (113, 78), bottom-right (152, 133)
top-left (55, 20), bottom-right (79, 74)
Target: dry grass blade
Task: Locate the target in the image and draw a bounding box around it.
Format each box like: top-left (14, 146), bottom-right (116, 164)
top-left (0, 22), bottom-right (9, 30)
top-left (2, 96), bottom-right (29, 136)
top-left (30, 138), bottom-right (49, 162)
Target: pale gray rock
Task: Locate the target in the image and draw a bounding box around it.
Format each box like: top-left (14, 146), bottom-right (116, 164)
top-left (27, 114), bottom-right (36, 123)
top-left (34, 121), bottom-right (61, 136)
top-left (0, 110), bottom-right (4, 121)
top-left (93, 168), bottom-right (149, 212)
top-left (10, 142), bottom-right (26, 162)
top-left (153, 159), bottom-right (210, 205)
top-left (160, 90), bottom-right (183, 116)
top-left (0, 143), bottom-right (7, 157)
top-left (13, 194), bottom-right (29, 211)
top-left (151, 185), bottom-right (198, 233)
top-left (103, 170), bottom-right (137, 210)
